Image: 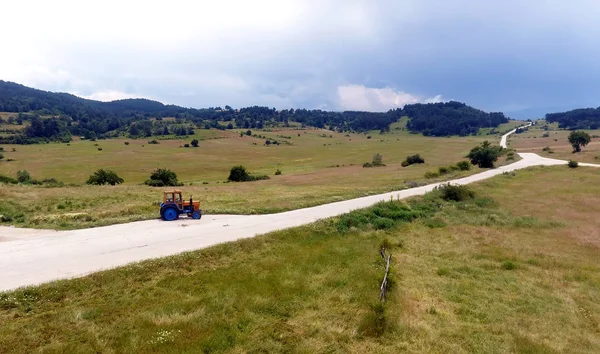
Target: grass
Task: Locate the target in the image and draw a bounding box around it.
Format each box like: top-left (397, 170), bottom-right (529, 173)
top-left (510, 120), bottom-right (600, 163)
top-left (0, 127), bottom-right (499, 229)
top-left (1, 165), bottom-right (600, 352)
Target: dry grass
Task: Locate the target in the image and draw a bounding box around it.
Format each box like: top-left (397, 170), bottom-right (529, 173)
top-left (510, 121), bottom-right (600, 163)
top-left (0, 128), bottom-right (499, 229)
top-left (1, 165), bottom-right (599, 353)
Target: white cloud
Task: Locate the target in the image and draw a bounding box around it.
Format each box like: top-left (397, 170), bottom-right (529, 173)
top-left (337, 85), bottom-right (445, 111)
top-left (79, 91), bottom-right (141, 102)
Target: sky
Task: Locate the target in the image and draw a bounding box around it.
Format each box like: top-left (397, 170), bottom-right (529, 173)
top-left (2, 0), bottom-right (600, 119)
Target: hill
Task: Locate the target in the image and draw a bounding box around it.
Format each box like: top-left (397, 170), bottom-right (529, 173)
top-left (545, 107), bottom-right (600, 129)
top-left (0, 80), bottom-right (510, 143)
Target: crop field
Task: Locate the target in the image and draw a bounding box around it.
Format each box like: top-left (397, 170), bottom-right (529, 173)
top-left (0, 125), bottom-right (516, 229)
top-left (1, 165), bottom-right (599, 353)
top-left (510, 121), bottom-right (600, 163)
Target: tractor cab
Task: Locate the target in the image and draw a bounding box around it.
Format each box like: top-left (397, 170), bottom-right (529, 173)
top-left (160, 190), bottom-right (202, 221)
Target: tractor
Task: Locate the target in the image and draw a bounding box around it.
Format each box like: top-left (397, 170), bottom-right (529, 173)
top-left (160, 190), bottom-right (202, 221)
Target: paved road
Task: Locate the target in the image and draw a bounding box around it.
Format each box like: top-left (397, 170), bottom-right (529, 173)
top-left (1, 126), bottom-right (599, 292)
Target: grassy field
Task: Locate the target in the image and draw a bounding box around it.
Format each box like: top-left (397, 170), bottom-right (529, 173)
top-left (510, 120), bottom-right (600, 163)
top-left (1, 165), bottom-right (599, 353)
top-left (0, 126), bottom-right (516, 229)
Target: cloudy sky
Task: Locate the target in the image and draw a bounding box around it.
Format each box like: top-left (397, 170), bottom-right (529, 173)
top-left (2, 0), bottom-right (600, 118)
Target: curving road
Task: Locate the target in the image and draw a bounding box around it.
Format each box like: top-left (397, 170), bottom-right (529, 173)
top-left (1, 125), bottom-right (599, 292)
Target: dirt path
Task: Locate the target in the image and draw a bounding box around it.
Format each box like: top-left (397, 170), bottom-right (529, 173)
top-left (1, 126), bottom-right (599, 292)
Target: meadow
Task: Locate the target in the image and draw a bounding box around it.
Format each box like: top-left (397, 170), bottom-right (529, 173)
top-left (510, 120), bottom-right (600, 163)
top-left (0, 120), bottom-right (517, 229)
top-left (1, 165), bottom-right (599, 353)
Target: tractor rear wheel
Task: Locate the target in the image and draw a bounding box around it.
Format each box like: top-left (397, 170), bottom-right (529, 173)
top-left (162, 206), bottom-right (179, 221)
top-left (192, 210), bottom-right (201, 220)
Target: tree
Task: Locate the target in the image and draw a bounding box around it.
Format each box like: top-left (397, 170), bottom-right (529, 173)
top-left (228, 165), bottom-right (250, 182)
top-left (86, 169), bottom-right (124, 185)
top-left (467, 141), bottom-right (503, 168)
top-left (373, 153), bottom-right (384, 166)
top-left (145, 168), bottom-right (181, 186)
top-left (17, 170), bottom-right (31, 183)
top-left (568, 131), bottom-right (591, 152)
top-left (191, 139), bottom-right (199, 147)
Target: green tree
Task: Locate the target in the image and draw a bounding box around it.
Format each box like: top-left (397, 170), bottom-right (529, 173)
top-left (145, 168), bottom-right (181, 187)
top-left (467, 141), bottom-right (503, 168)
top-left (568, 131), bottom-right (591, 152)
top-left (86, 169), bottom-right (124, 185)
top-left (17, 170), bottom-right (31, 183)
top-left (191, 139), bottom-right (199, 147)
top-left (373, 153), bottom-right (384, 166)
top-left (228, 165), bottom-right (250, 182)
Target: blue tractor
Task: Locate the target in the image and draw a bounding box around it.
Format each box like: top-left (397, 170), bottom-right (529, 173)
top-left (160, 190), bottom-right (202, 221)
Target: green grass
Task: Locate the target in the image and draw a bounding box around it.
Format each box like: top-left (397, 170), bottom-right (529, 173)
top-left (0, 128), bottom-right (500, 229)
top-left (1, 166), bottom-right (599, 353)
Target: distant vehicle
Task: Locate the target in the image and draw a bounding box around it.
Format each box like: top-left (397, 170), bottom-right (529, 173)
top-left (160, 190), bottom-right (202, 221)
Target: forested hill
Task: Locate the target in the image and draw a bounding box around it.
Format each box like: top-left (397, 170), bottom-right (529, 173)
top-left (401, 101), bottom-right (509, 136)
top-left (0, 80), bottom-right (509, 143)
top-left (545, 107), bottom-right (600, 129)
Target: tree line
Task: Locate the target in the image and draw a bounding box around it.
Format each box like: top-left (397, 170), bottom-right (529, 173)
top-left (545, 107), bottom-right (600, 129)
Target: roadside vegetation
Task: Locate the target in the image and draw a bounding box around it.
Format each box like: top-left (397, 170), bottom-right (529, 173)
top-left (1, 166), bottom-right (599, 352)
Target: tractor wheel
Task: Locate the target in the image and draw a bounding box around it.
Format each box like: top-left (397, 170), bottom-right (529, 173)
top-left (162, 207), bottom-right (179, 221)
top-left (192, 210), bottom-right (202, 220)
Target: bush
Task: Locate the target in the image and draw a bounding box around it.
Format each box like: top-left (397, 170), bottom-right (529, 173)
top-left (97, 147), bottom-right (103, 151)
top-left (0, 174), bottom-right (18, 184)
top-left (364, 153), bottom-right (385, 168)
top-left (17, 170), bottom-right (31, 183)
top-left (145, 168), bottom-right (182, 187)
top-left (0, 153), bottom-right (3, 160)
top-left (456, 161), bottom-right (471, 171)
top-left (568, 160), bottom-right (579, 168)
top-left (501, 261), bottom-right (517, 270)
top-left (402, 154), bottom-right (425, 167)
top-left (87, 169), bottom-right (124, 185)
top-left (229, 165), bottom-right (250, 182)
top-left (184, 143), bottom-right (190, 148)
top-left (438, 166), bottom-right (449, 175)
top-left (424, 171), bottom-right (440, 179)
top-left (124, 141), bottom-right (130, 145)
top-left (435, 183), bottom-right (476, 202)
top-left (467, 140), bottom-right (503, 168)
top-left (191, 139), bottom-right (199, 147)
top-left (148, 139), bottom-right (159, 144)
top-left (275, 169), bottom-right (282, 175)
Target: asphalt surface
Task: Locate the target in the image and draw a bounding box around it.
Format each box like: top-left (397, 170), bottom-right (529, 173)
top-left (1, 125), bottom-right (598, 292)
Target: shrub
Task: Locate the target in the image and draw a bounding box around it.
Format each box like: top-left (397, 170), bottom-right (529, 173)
top-left (229, 165), bottom-right (250, 182)
top-left (456, 161), bottom-right (471, 171)
top-left (364, 153), bottom-right (385, 168)
top-left (542, 146), bottom-right (552, 152)
top-left (17, 170), bottom-right (31, 183)
top-left (0, 153), bottom-right (3, 160)
top-left (467, 141), bottom-right (503, 168)
top-left (359, 303), bottom-right (387, 337)
top-left (501, 261), bottom-right (517, 270)
top-left (435, 183), bottom-right (476, 202)
top-left (568, 160), bottom-right (579, 168)
top-left (438, 166), bottom-right (449, 175)
top-left (424, 171), bottom-right (440, 179)
top-left (87, 169), bottom-right (124, 185)
top-left (191, 139), bottom-right (199, 147)
top-left (402, 154), bottom-right (425, 167)
top-left (148, 139), bottom-right (159, 144)
top-left (145, 168), bottom-right (182, 187)
top-left (275, 169), bottom-right (282, 175)
top-left (0, 174), bottom-right (18, 184)
top-left (97, 147), bottom-right (103, 151)
top-left (184, 143), bottom-right (190, 148)
top-left (124, 141), bottom-right (130, 145)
